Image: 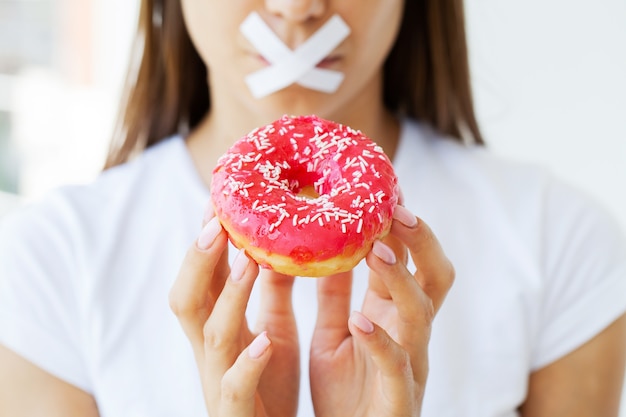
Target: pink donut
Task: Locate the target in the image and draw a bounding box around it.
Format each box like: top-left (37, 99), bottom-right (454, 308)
top-left (210, 115), bottom-right (399, 277)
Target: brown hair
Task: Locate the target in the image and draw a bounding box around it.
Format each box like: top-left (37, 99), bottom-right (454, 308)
top-left (104, 0), bottom-right (484, 169)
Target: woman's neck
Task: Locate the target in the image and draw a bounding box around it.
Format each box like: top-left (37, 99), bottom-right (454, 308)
top-left (185, 83), bottom-right (400, 188)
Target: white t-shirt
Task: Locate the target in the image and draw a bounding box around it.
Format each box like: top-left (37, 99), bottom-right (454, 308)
top-left (1, 119), bottom-right (625, 416)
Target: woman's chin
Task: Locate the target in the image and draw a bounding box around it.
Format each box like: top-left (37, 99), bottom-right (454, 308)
top-left (251, 86), bottom-right (345, 120)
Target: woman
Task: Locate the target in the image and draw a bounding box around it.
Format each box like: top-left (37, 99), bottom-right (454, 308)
top-left (1, 0), bottom-right (625, 416)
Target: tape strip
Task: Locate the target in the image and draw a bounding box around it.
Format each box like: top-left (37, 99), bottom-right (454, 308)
top-left (241, 13), bottom-right (344, 92)
top-left (240, 12), bottom-right (350, 98)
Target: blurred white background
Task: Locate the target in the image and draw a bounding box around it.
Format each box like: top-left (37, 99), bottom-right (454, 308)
top-left (0, 0), bottom-right (137, 199)
top-left (0, 0), bottom-right (625, 411)
top-left (467, 0), bottom-right (626, 233)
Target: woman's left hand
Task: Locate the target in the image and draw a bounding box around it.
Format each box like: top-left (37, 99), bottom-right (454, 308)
top-left (309, 206), bottom-right (455, 417)
top-left (169, 205), bottom-right (300, 417)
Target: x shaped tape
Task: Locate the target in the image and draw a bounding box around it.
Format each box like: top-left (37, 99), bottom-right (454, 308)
top-left (240, 12), bottom-right (351, 98)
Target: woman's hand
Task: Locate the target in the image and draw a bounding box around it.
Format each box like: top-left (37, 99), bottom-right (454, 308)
top-left (169, 207), bottom-right (300, 417)
top-left (310, 206), bottom-right (454, 417)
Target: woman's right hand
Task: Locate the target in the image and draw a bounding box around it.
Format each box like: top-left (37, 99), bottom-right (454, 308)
top-left (310, 207), bottom-right (454, 417)
top-left (169, 207), bottom-right (300, 417)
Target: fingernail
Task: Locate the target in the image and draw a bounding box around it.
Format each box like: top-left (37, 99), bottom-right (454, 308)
top-left (197, 217), bottom-right (222, 250)
top-left (372, 240), bottom-right (397, 265)
top-left (248, 331), bottom-right (271, 359)
top-left (202, 198), bottom-right (215, 225)
top-left (350, 311), bottom-right (374, 334)
top-left (398, 187), bottom-right (405, 206)
top-left (393, 205), bottom-right (418, 228)
top-left (230, 249), bottom-right (249, 282)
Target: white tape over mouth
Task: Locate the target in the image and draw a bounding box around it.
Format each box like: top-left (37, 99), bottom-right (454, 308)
top-left (240, 12), bottom-right (351, 99)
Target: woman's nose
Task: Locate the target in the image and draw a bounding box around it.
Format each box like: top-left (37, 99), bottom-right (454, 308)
top-left (264, 0), bottom-right (326, 22)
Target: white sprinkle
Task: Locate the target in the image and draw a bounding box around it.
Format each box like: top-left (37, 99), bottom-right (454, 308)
top-left (357, 218), bottom-right (363, 234)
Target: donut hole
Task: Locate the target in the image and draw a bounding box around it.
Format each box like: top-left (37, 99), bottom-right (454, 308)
top-left (296, 185), bottom-right (320, 200)
top-left (284, 167), bottom-right (322, 200)
top-left (288, 158), bottom-right (343, 201)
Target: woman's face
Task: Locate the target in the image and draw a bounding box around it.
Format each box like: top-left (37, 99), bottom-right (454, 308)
top-left (180, 0), bottom-right (404, 122)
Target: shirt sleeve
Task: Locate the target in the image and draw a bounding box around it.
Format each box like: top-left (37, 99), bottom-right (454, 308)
top-left (0, 193), bottom-right (92, 392)
top-left (530, 177), bottom-right (626, 370)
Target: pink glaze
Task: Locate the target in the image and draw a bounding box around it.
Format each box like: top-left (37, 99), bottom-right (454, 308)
top-left (210, 115), bottom-right (399, 264)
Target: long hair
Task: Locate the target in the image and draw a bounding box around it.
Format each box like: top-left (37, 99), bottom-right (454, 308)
top-left (104, 0), bottom-right (483, 169)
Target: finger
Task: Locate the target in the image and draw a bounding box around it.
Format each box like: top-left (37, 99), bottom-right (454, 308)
top-left (368, 203), bottom-right (410, 297)
top-left (368, 232), bottom-right (407, 297)
top-left (217, 332), bottom-right (273, 417)
top-left (169, 216), bottom-right (230, 354)
top-left (398, 186), bottom-right (405, 206)
top-left (204, 249), bottom-right (259, 358)
top-left (201, 196), bottom-right (216, 228)
top-left (200, 204), bottom-right (232, 300)
top-left (312, 271), bottom-right (353, 354)
top-left (254, 269), bottom-right (300, 416)
top-left (382, 200), bottom-right (410, 266)
top-left (203, 249), bottom-right (259, 374)
top-left (348, 311), bottom-right (424, 407)
top-left (390, 206), bottom-right (455, 312)
top-left (255, 269), bottom-right (296, 336)
top-left (365, 240), bottom-right (434, 355)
